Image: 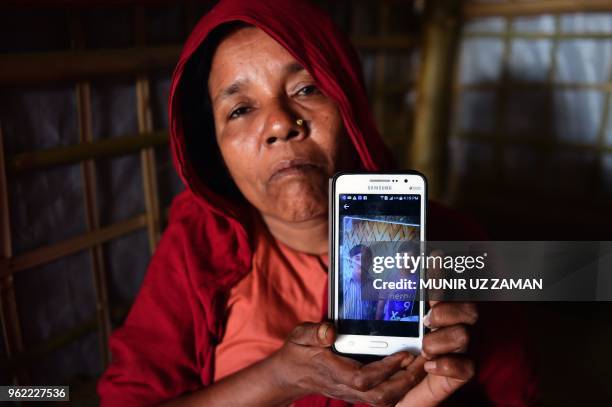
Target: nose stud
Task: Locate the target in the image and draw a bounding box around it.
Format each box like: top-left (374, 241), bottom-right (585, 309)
top-left (296, 118), bottom-right (304, 127)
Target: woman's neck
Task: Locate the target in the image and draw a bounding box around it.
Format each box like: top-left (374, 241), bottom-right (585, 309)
top-left (262, 213), bottom-right (328, 255)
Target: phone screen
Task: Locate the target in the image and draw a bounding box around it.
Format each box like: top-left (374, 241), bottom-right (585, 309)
top-left (337, 193), bottom-right (422, 338)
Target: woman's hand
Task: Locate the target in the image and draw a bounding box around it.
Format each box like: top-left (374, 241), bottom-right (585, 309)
top-left (271, 322), bottom-right (425, 406)
top-left (397, 301), bottom-right (478, 406)
top-left (164, 302), bottom-right (477, 407)
top-left (273, 302), bottom-right (478, 407)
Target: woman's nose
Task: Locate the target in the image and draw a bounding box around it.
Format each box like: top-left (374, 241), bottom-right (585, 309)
top-left (262, 102), bottom-right (306, 146)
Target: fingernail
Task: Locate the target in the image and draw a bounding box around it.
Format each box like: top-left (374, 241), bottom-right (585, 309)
top-left (423, 309), bottom-right (432, 327)
top-left (401, 356), bottom-right (414, 368)
top-left (424, 360), bottom-right (437, 371)
top-left (319, 323), bottom-right (330, 340)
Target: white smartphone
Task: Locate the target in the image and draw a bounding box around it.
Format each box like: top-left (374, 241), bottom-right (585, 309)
top-left (329, 172), bottom-right (426, 357)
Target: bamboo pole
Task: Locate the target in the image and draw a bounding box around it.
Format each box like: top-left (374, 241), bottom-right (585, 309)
top-left (0, 126), bottom-right (28, 384)
top-left (373, 3), bottom-right (391, 139)
top-left (9, 131), bottom-right (169, 174)
top-left (443, 0), bottom-right (465, 207)
top-left (0, 38), bottom-right (421, 87)
top-left (457, 81), bottom-right (612, 93)
top-left (0, 214), bottom-right (148, 280)
top-left (0, 46), bottom-right (181, 86)
top-left (463, 31), bottom-right (612, 41)
top-left (592, 62), bottom-right (611, 192)
top-left (137, 77), bottom-right (162, 251)
top-left (135, 6), bottom-right (162, 252)
top-left (458, 131), bottom-right (612, 154)
top-left (71, 11), bottom-right (113, 369)
top-left (76, 80), bottom-right (113, 370)
top-left (464, 0), bottom-right (612, 18)
top-left (410, 0), bottom-right (462, 200)
top-left (490, 17), bottom-right (513, 186)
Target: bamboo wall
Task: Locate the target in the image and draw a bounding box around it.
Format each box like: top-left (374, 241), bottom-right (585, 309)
top-left (0, 1), bottom-right (206, 390)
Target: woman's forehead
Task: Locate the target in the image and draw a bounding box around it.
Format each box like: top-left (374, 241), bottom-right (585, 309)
top-left (208, 26), bottom-right (305, 89)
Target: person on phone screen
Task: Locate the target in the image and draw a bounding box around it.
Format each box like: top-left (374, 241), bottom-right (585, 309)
top-left (97, 0), bottom-right (538, 405)
top-left (343, 244), bottom-right (377, 320)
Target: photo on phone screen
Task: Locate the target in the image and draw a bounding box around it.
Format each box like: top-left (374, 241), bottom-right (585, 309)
top-left (337, 194), bottom-right (422, 337)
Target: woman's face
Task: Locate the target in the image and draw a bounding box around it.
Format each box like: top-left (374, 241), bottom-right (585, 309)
top-left (208, 26), bottom-right (348, 223)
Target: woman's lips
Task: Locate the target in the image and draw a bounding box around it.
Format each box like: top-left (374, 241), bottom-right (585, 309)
top-left (268, 158), bottom-right (321, 183)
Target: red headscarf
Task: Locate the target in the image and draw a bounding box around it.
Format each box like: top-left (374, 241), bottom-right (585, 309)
top-left (168, 0), bottom-right (394, 215)
top-left (98, 0), bottom-right (537, 405)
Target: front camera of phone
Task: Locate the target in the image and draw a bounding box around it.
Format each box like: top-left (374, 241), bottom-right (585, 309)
top-left (404, 179), bottom-right (408, 183)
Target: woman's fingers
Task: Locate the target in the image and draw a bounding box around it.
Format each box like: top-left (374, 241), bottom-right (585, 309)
top-left (422, 303), bottom-right (476, 359)
top-left (287, 322), bottom-right (335, 347)
top-left (284, 318), bottom-right (474, 406)
top-left (396, 356), bottom-right (475, 407)
top-left (422, 325), bottom-right (469, 359)
top-left (424, 302), bottom-right (478, 329)
top-left (358, 356), bottom-right (427, 407)
top-left (300, 351), bottom-right (418, 405)
top-left (315, 351), bottom-right (365, 385)
top-left (333, 354), bottom-right (474, 407)
top-left (424, 355), bottom-right (475, 381)
top-left (316, 351), bottom-right (414, 393)
top-left (345, 352), bottom-right (415, 391)
top-left (286, 324), bottom-right (412, 390)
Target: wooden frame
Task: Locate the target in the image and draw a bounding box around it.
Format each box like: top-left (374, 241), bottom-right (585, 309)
top-left (9, 132), bottom-right (169, 174)
top-left (0, 46), bottom-right (181, 87)
top-left (463, 0), bottom-right (612, 18)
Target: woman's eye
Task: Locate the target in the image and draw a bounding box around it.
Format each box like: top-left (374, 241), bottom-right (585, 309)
top-left (296, 85), bottom-right (320, 96)
top-left (228, 106), bottom-right (251, 120)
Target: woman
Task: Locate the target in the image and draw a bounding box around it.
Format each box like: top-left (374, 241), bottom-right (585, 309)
top-left (98, 0), bottom-right (537, 405)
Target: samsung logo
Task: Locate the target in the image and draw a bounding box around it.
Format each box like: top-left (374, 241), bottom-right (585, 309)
top-left (368, 185), bottom-right (392, 190)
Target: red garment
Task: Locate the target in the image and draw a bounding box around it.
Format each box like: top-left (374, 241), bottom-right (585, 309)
top-left (97, 0), bottom-right (538, 405)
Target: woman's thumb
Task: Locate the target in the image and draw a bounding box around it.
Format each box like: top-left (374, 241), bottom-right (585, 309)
top-left (287, 322), bottom-right (335, 347)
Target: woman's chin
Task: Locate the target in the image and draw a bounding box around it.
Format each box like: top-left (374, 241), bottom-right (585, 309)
top-left (279, 203), bottom-right (326, 223)
top-left (267, 179), bottom-right (327, 223)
